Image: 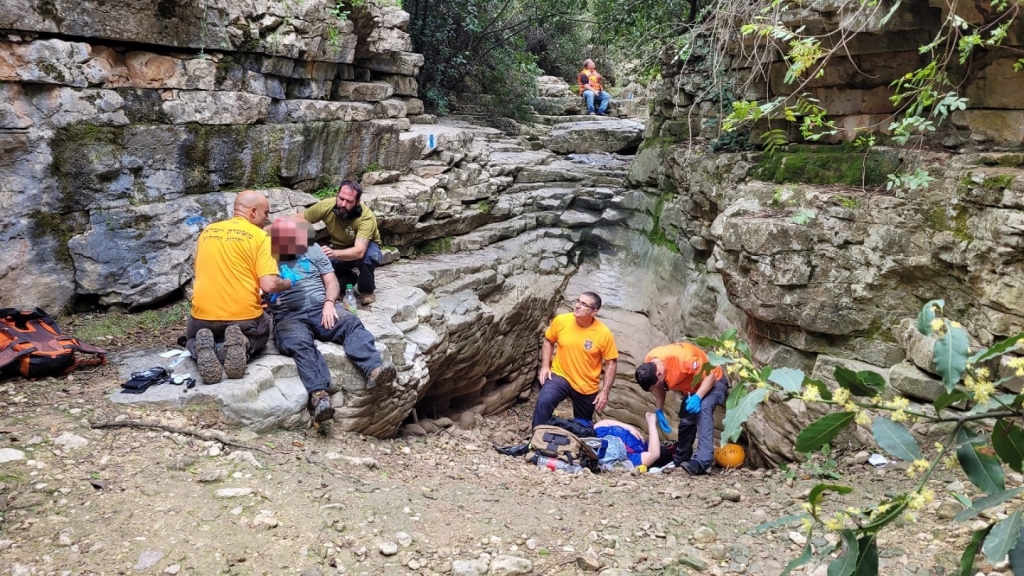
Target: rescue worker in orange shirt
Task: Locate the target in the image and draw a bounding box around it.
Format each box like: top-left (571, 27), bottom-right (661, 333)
top-left (578, 59), bottom-right (611, 116)
top-left (634, 342), bottom-right (729, 475)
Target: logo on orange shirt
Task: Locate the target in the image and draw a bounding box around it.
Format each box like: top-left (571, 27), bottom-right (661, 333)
top-left (584, 340), bottom-right (594, 350)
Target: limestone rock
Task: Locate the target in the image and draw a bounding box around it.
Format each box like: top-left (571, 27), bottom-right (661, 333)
top-left (536, 75), bottom-right (571, 97)
top-left (161, 91), bottom-right (270, 125)
top-left (542, 119), bottom-right (644, 154)
top-left (488, 555), bottom-right (532, 576)
top-left (888, 361), bottom-right (947, 403)
top-left (451, 560), bottom-right (489, 576)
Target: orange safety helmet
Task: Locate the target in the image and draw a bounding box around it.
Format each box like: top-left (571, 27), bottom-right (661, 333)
top-left (714, 443), bottom-right (745, 469)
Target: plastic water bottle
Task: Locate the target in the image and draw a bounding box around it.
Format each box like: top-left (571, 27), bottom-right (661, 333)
top-left (342, 284), bottom-right (358, 314)
top-left (534, 455), bottom-right (583, 473)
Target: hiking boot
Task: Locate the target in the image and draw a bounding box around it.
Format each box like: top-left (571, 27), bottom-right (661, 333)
top-left (366, 362), bottom-right (397, 389)
top-left (680, 461), bottom-right (707, 476)
top-left (223, 324), bottom-right (248, 379)
top-left (310, 390), bottom-right (335, 424)
top-left (358, 292), bottom-right (376, 306)
top-left (195, 328), bottom-right (223, 384)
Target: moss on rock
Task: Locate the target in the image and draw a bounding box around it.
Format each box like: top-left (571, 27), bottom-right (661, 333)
top-left (753, 147), bottom-right (902, 187)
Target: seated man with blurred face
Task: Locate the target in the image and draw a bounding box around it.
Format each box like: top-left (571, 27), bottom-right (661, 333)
top-left (267, 219), bottom-right (397, 424)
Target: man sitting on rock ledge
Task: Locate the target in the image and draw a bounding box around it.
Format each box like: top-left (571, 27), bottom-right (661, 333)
top-left (267, 219), bottom-right (397, 424)
top-left (292, 180), bottom-right (383, 306)
top-left (187, 191), bottom-right (294, 384)
top-left (578, 59), bottom-right (611, 116)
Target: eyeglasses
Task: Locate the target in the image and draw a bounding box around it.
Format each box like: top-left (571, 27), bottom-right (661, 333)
top-left (573, 299), bottom-right (597, 310)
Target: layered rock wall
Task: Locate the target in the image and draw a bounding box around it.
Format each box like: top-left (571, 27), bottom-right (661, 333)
top-left (0, 0), bottom-right (427, 310)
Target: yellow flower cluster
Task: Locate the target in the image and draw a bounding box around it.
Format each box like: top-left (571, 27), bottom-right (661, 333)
top-left (965, 370), bottom-right (995, 405)
top-left (823, 512), bottom-right (846, 531)
top-left (930, 318), bottom-right (944, 334)
top-left (906, 458), bottom-right (930, 479)
top-left (800, 385), bottom-right (821, 402)
top-left (882, 396), bottom-right (912, 423)
top-left (908, 487), bottom-right (935, 510)
top-left (1007, 357), bottom-right (1024, 377)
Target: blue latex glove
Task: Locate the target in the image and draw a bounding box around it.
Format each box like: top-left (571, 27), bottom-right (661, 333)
top-left (685, 394), bottom-right (702, 414)
top-left (656, 409), bottom-right (672, 434)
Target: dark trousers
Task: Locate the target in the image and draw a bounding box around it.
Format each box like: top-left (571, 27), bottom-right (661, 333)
top-left (531, 374), bottom-right (597, 427)
top-left (272, 306), bottom-right (382, 395)
top-left (331, 259), bottom-right (376, 295)
top-left (674, 376), bottom-right (729, 469)
top-left (186, 313), bottom-right (271, 360)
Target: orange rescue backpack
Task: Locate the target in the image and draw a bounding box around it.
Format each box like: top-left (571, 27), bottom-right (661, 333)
top-left (0, 308), bottom-right (106, 378)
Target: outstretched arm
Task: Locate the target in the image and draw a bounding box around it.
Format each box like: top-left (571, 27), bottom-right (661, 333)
top-left (593, 359), bottom-right (617, 412)
top-left (639, 411), bottom-right (662, 467)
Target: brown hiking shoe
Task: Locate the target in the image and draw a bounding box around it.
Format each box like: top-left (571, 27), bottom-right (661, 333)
top-left (195, 328), bottom-right (223, 384)
top-left (310, 390), bottom-right (335, 424)
top-left (223, 324), bottom-right (248, 379)
top-left (366, 362), bottom-right (396, 389)
top-left (358, 292), bottom-right (376, 306)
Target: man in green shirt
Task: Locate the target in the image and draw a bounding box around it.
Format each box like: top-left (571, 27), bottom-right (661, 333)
top-left (294, 180), bottom-right (384, 305)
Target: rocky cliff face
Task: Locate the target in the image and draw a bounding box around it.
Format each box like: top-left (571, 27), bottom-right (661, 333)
top-left (0, 0), bottom-right (425, 311)
top-left (625, 0), bottom-right (1024, 465)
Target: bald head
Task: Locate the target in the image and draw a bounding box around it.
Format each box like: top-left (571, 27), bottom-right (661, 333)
top-left (234, 190), bottom-right (270, 227)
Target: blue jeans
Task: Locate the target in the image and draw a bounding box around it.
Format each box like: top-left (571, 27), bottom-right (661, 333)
top-left (272, 306), bottom-right (383, 395)
top-left (331, 241), bottom-right (382, 295)
top-left (583, 90), bottom-right (610, 114)
top-left (674, 376), bottom-right (729, 470)
top-left (532, 374), bottom-right (597, 427)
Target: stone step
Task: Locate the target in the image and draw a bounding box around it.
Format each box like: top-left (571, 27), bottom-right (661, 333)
top-left (408, 114), bottom-right (437, 124)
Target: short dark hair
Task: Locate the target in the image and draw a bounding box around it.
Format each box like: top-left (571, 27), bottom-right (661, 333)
top-left (339, 179), bottom-right (363, 203)
top-left (635, 362), bottom-right (658, 391)
top-left (581, 291), bottom-right (602, 310)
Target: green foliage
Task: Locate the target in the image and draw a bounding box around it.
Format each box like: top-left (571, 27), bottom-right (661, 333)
top-left (696, 293), bottom-right (1024, 573)
top-left (312, 185), bottom-right (337, 200)
top-left (753, 147), bottom-right (902, 188)
top-left (405, 0), bottom-right (582, 118)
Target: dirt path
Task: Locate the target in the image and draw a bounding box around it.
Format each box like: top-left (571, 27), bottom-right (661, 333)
top-left (0, 310), bottom-right (1004, 575)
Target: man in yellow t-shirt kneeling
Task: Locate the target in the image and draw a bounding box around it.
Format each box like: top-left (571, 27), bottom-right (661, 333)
top-left (531, 291), bottom-right (619, 428)
top-left (187, 191), bottom-right (294, 384)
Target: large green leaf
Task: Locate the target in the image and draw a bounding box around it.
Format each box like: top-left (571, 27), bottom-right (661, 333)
top-left (780, 531), bottom-right (814, 576)
top-left (983, 510), bottom-right (1022, 565)
top-left (992, 419), bottom-right (1024, 473)
top-left (957, 427), bottom-right (1005, 495)
top-left (720, 328), bottom-right (738, 342)
top-left (692, 336), bottom-right (720, 348)
top-left (1009, 523), bottom-right (1024, 576)
top-left (833, 366), bottom-right (884, 397)
top-left (957, 528), bottom-right (990, 576)
top-left (935, 389), bottom-right (969, 412)
top-left (853, 535), bottom-right (879, 576)
top-left (796, 412), bottom-right (856, 453)
top-left (872, 417), bottom-right (922, 462)
top-left (827, 529), bottom-right (859, 576)
top-left (954, 487), bottom-right (1024, 523)
top-left (808, 483), bottom-right (854, 508)
top-left (725, 382), bottom-right (749, 411)
top-left (917, 299), bottom-right (944, 335)
top-left (751, 513), bottom-right (810, 533)
top-left (769, 367), bottom-right (805, 394)
top-left (969, 332), bottom-right (1024, 364)
top-left (935, 321), bottom-right (969, 390)
top-left (721, 388), bottom-right (767, 444)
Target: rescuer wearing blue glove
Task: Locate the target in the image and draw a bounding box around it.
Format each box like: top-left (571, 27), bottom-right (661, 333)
top-left (655, 409), bottom-right (672, 433)
top-left (634, 342), bottom-right (730, 476)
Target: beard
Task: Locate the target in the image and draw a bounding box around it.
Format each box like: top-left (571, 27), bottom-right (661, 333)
top-left (332, 206), bottom-right (350, 219)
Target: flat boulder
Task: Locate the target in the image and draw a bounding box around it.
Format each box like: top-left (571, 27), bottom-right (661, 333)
top-left (542, 118), bottom-right (644, 154)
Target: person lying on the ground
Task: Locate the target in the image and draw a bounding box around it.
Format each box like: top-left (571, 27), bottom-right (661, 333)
top-left (266, 219), bottom-right (397, 425)
top-left (593, 413), bottom-right (661, 469)
top-left (288, 179), bottom-right (383, 305)
top-left (187, 190), bottom-right (293, 384)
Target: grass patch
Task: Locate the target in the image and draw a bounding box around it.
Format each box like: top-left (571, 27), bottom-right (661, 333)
top-left (312, 185), bottom-right (337, 200)
top-left (65, 301), bottom-right (189, 344)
